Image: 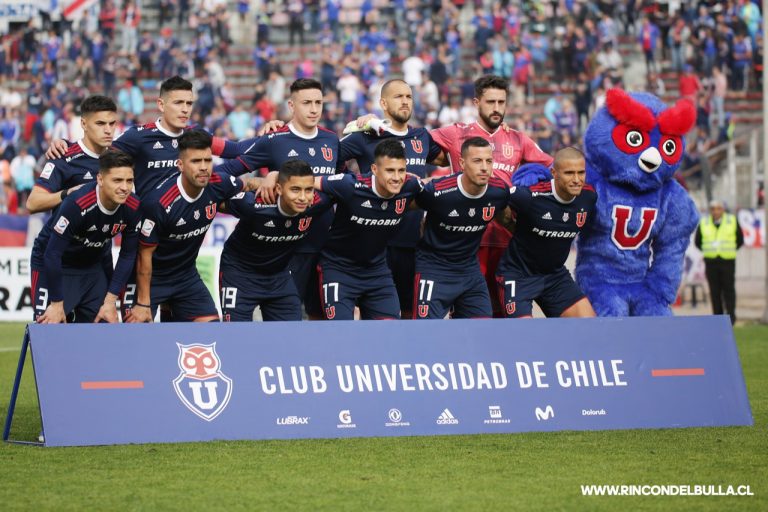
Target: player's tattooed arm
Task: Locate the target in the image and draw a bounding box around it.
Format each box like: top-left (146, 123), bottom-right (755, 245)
top-left (44, 139), bottom-right (70, 160)
top-left (94, 293), bottom-right (120, 323)
top-left (126, 244), bottom-right (156, 323)
top-left (428, 151), bottom-right (448, 167)
top-left (496, 206), bottom-right (516, 234)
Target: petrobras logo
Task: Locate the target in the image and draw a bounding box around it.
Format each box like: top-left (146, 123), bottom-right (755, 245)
top-left (172, 343), bottom-right (233, 422)
top-left (276, 415), bottom-right (310, 426)
top-left (535, 405), bottom-right (555, 421)
top-left (436, 408), bottom-right (459, 425)
top-left (385, 408), bottom-right (410, 427)
top-left (484, 405), bottom-right (511, 424)
top-left (582, 408), bottom-right (607, 416)
top-left (337, 409), bottom-right (357, 429)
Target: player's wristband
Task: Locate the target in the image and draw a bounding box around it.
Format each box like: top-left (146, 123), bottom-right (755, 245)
top-left (134, 302), bottom-right (151, 309)
top-left (60, 189), bottom-right (68, 200)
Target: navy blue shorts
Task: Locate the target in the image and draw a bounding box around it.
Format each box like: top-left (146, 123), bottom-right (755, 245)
top-left (413, 269), bottom-right (491, 319)
top-left (387, 246), bottom-right (416, 319)
top-left (287, 252), bottom-right (322, 319)
top-left (496, 265), bottom-right (585, 318)
top-left (148, 270), bottom-right (219, 321)
top-left (31, 265), bottom-right (107, 323)
top-left (219, 266), bottom-right (301, 321)
top-left (316, 262), bottom-right (400, 320)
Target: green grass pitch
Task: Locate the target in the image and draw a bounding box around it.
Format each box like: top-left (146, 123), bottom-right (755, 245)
top-left (0, 322), bottom-right (766, 511)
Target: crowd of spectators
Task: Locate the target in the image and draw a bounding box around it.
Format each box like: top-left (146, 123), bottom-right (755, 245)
top-left (0, 0), bottom-right (764, 215)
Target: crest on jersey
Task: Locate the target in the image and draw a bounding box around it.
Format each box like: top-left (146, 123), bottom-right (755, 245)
top-left (502, 144), bottom-right (513, 158)
top-left (411, 140), bottom-right (423, 153)
top-left (395, 198), bottom-right (407, 214)
top-left (172, 343), bottom-right (233, 422)
top-left (562, 212), bottom-right (569, 222)
top-left (309, 148), bottom-right (316, 157)
top-left (505, 302), bottom-right (516, 315)
top-left (381, 201), bottom-right (388, 210)
top-left (205, 204), bottom-right (217, 220)
top-left (482, 206), bottom-right (495, 221)
top-left (298, 217), bottom-right (312, 231)
top-left (285, 220), bottom-right (292, 228)
top-left (172, 139), bottom-right (178, 148)
top-left (325, 306), bottom-right (336, 320)
top-left (418, 305), bottom-right (429, 318)
top-left (576, 212), bottom-right (587, 227)
top-left (321, 147), bottom-right (333, 161)
top-left (111, 223), bottom-right (127, 236)
top-left (469, 208), bottom-right (476, 217)
top-left (194, 210), bottom-right (200, 220)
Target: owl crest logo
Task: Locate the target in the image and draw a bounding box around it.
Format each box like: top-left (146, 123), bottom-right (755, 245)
top-left (172, 343), bottom-right (233, 421)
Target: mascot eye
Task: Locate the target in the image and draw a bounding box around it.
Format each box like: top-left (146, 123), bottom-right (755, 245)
top-left (625, 131), bottom-right (644, 148)
top-left (662, 139), bottom-right (676, 156)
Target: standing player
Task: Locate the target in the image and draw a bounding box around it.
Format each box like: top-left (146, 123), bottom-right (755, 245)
top-left (413, 138), bottom-right (511, 319)
top-left (226, 78), bottom-right (341, 319)
top-left (31, 150), bottom-right (141, 323)
top-left (339, 79), bottom-right (442, 319)
top-left (316, 139), bottom-right (422, 320)
top-left (27, 95), bottom-right (118, 214)
top-left (430, 75), bottom-right (554, 317)
top-left (495, 147), bottom-right (597, 318)
top-left (127, 130), bottom-right (244, 323)
top-left (219, 160), bottom-right (334, 321)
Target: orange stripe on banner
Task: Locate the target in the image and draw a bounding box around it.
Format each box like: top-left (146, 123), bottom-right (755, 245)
top-left (81, 381), bottom-right (144, 390)
top-left (651, 368), bottom-right (705, 377)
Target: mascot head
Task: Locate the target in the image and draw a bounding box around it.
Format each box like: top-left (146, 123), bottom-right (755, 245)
top-left (584, 89), bottom-right (696, 192)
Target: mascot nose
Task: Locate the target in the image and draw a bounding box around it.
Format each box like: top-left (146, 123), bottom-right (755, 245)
top-left (637, 147), bottom-right (662, 173)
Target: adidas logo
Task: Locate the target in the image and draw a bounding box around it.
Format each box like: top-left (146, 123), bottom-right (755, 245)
top-left (448, 210), bottom-right (459, 217)
top-left (436, 408), bottom-right (459, 425)
top-left (264, 220), bottom-right (275, 227)
top-left (361, 200), bottom-right (373, 208)
top-left (288, 149), bottom-right (299, 157)
top-left (176, 218), bottom-right (186, 226)
top-left (153, 141), bottom-right (164, 149)
top-left (87, 225), bottom-right (97, 231)
top-left (83, 172), bottom-right (93, 179)
top-left (542, 212), bottom-right (552, 220)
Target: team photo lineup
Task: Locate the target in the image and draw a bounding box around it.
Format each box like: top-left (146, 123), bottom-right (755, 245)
top-left (31, 68), bottom-right (672, 325)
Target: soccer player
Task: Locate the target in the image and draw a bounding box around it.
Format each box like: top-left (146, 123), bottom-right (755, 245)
top-left (127, 130), bottom-right (244, 323)
top-left (339, 79), bottom-right (442, 319)
top-left (27, 95), bottom-right (118, 214)
top-left (430, 75), bottom-right (554, 317)
top-left (316, 139), bottom-right (422, 320)
top-left (226, 78), bottom-right (341, 319)
top-left (219, 160), bottom-right (334, 321)
top-left (495, 147), bottom-right (597, 318)
top-left (413, 137), bottom-right (511, 319)
top-left (31, 150), bottom-right (141, 323)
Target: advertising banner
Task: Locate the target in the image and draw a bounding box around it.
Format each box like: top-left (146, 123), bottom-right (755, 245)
top-left (5, 316), bottom-right (752, 447)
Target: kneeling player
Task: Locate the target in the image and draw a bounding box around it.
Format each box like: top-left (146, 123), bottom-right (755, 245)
top-left (31, 150), bottom-right (141, 323)
top-left (127, 130), bottom-right (244, 323)
top-left (496, 147), bottom-right (597, 318)
top-left (317, 139), bottom-right (422, 320)
top-left (414, 137), bottom-right (511, 319)
top-left (220, 160), bottom-right (333, 321)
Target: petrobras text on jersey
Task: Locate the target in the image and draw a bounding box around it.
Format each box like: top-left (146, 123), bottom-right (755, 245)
top-left (532, 227), bottom-right (578, 238)
top-left (250, 233), bottom-right (306, 243)
top-left (168, 223), bottom-right (211, 240)
top-left (147, 159), bottom-right (180, 169)
top-left (349, 216), bottom-right (402, 226)
top-left (439, 222), bottom-right (486, 233)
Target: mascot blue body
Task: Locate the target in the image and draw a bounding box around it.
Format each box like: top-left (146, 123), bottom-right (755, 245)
top-left (575, 89), bottom-right (699, 316)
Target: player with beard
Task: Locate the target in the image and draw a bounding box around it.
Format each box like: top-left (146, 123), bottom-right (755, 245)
top-left (430, 75), bottom-right (553, 317)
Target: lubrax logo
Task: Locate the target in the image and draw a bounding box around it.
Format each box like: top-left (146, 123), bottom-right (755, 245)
top-left (276, 415), bottom-right (310, 425)
top-left (582, 409), bottom-right (607, 416)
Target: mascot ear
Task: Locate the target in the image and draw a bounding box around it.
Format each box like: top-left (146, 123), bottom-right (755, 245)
top-left (658, 98), bottom-right (697, 136)
top-left (605, 88), bottom-right (655, 131)
top-left (513, 163), bottom-right (551, 186)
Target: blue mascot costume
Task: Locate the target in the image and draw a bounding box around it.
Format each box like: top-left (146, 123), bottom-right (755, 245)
top-left (574, 88), bottom-right (698, 316)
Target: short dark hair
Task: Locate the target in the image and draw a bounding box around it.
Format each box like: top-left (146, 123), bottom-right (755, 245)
top-left (177, 129), bottom-right (212, 153)
top-left (474, 75), bottom-right (509, 98)
top-left (374, 139), bottom-right (406, 160)
top-left (80, 95), bottom-right (117, 116)
top-left (99, 149), bottom-right (134, 173)
top-left (461, 136), bottom-right (492, 156)
top-left (278, 159), bottom-right (314, 184)
top-left (290, 78), bottom-right (323, 95)
top-left (160, 75), bottom-right (193, 97)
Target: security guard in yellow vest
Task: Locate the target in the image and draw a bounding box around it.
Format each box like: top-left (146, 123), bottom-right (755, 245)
top-left (695, 200), bottom-right (743, 324)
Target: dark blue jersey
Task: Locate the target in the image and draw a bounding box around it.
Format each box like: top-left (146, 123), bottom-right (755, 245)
top-left (319, 172), bottom-right (423, 272)
top-left (416, 174), bottom-right (510, 273)
top-left (339, 126), bottom-right (442, 248)
top-left (232, 124), bottom-right (341, 253)
top-left (35, 140), bottom-right (101, 193)
top-left (111, 119), bottom-right (185, 197)
top-left (222, 190), bottom-right (334, 275)
top-left (31, 182), bottom-right (141, 301)
top-left (499, 180), bottom-right (597, 275)
top-left (139, 171), bottom-right (243, 277)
